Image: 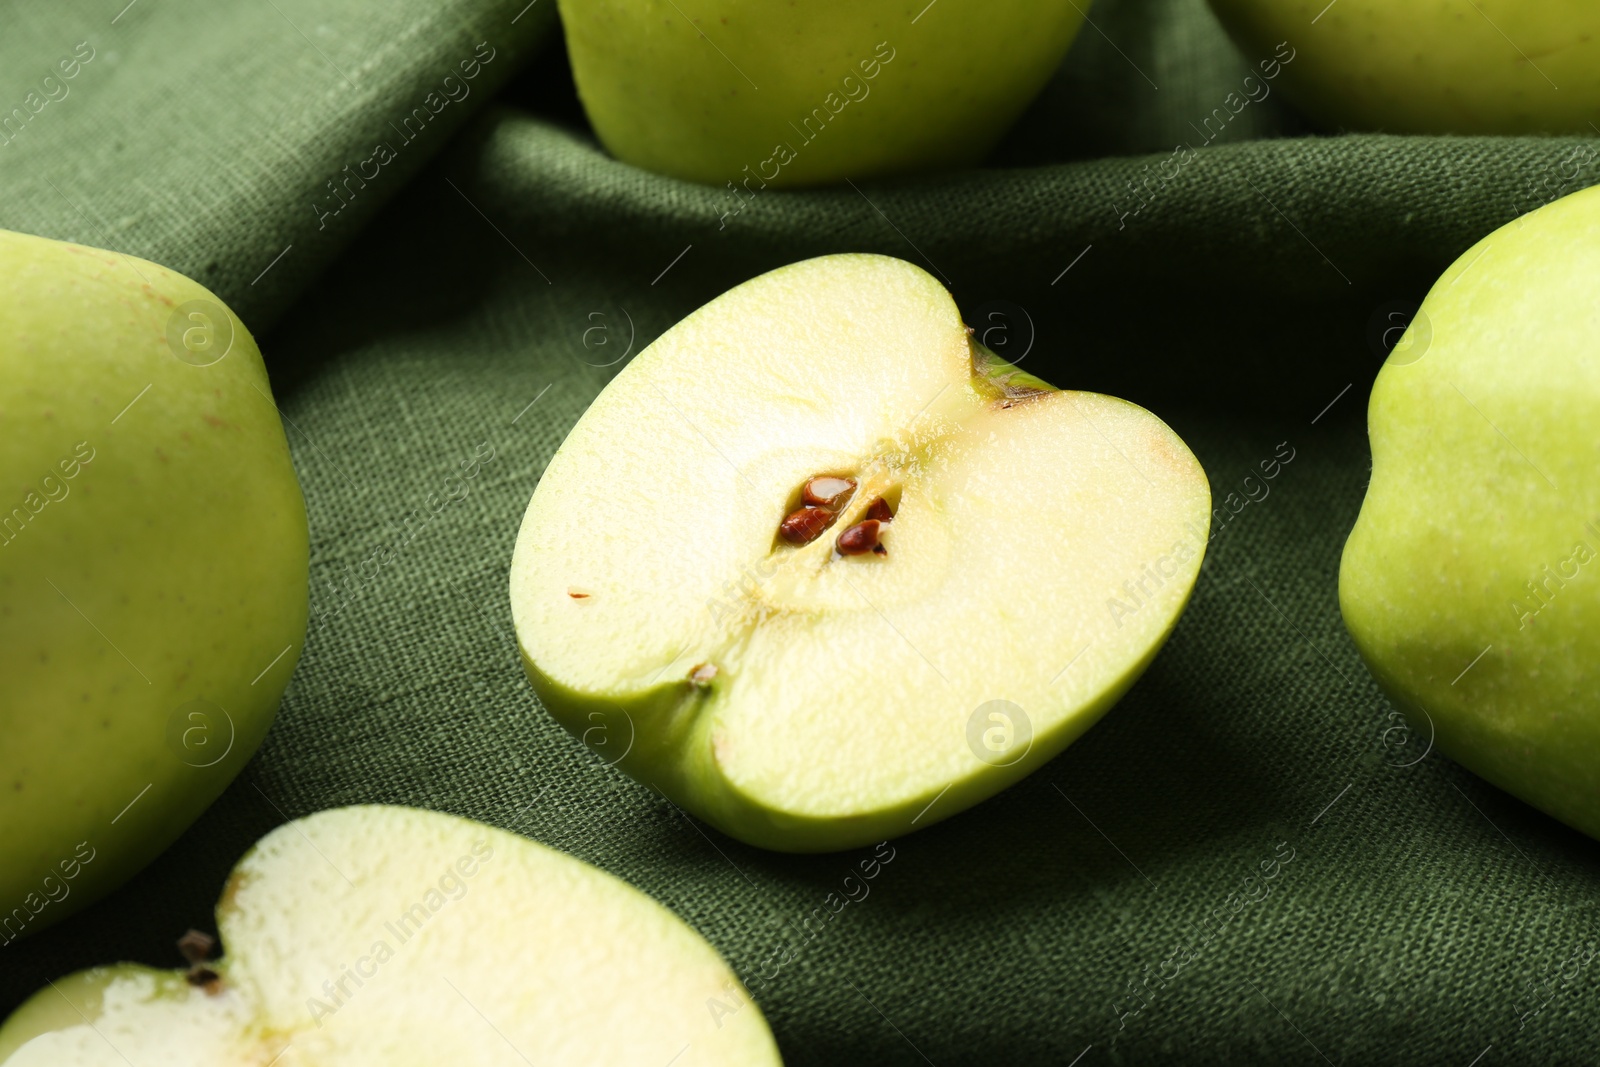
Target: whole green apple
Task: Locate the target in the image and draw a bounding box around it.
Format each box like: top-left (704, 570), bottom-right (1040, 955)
top-left (0, 230), bottom-right (308, 941)
top-left (1341, 186), bottom-right (1600, 840)
top-left (1206, 0), bottom-right (1600, 134)
top-left (555, 0), bottom-right (1091, 187)
top-left (0, 806), bottom-right (782, 1065)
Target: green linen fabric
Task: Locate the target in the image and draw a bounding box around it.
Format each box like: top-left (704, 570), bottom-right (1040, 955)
top-left (5, 0), bottom-right (1600, 1063)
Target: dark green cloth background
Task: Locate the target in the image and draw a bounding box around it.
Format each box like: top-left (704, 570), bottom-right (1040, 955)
top-left (5, 0), bottom-right (1600, 1062)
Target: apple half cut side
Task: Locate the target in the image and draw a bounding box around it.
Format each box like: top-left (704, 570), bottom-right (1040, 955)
top-left (0, 806), bottom-right (782, 1066)
top-left (510, 253), bottom-right (1211, 852)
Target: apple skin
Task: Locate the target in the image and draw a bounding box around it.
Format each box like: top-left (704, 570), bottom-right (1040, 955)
top-left (1206, 0), bottom-right (1600, 134)
top-left (1340, 186), bottom-right (1600, 841)
top-left (556, 0), bottom-right (1091, 186)
top-left (512, 254), bottom-right (1210, 854)
top-left (0, 230), bottom-right (308, 941)
top-left (523, 607), bottom-right (1196, 852)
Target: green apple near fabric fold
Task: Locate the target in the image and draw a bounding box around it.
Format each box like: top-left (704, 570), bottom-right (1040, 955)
top-left (555, 0), bottom-right (1091, 187)
top-left (1206, 0), bottom-right (1600, 134)
top-left (0, 229), bottom-right (307, 940)
top-left (511, 254), bottom-right (1210, 851)
top-left (0, 806), bottom-right (783, 1065)
top-left (1341, 186), bottom-right (1600, 840)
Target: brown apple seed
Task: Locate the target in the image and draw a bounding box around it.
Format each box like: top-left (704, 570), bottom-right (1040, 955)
top-left (802, 475), bottom-right (856, 509)
top-left (836, 519), bottom-right (882, 556)
top-left (177, 929), bottom-right (216, 964)
top-left (779, 506), bottom-right (835, 545)
top-left (185, 965), bottom-right (222, 991)
top-left (864, 496), bottom-right (893, 522)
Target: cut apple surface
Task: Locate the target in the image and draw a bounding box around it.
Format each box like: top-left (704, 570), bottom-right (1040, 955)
top-left (511, 254), bottom-right (1211, 851)
top-left (0, 806), bottom-right (781, 1066)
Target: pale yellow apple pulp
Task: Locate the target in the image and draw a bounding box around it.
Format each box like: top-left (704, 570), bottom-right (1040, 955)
top-left (0, 806), bottom-right (782, 1066)
top-left (511, 254), bottom-right (1212, 851)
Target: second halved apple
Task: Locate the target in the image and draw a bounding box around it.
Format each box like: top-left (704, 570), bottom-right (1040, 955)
top-left (510, 254), bottom-right (1210, 851)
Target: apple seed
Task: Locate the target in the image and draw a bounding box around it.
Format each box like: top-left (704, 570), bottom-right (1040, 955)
top-left (865, 496), bottom-right (893, 523)
top-left (836, 519), bottom-right (882, 556)
top-left (690, 663), bottom-right (718, 686)
top-left (177, 929), bottom-right (216, 964)
top-left (802, 475), bottom-right (856, 509)
top-left (185, 965), bottom-right (222, 992)
top-left (779, 506), bottom-right (835, 545)
top-left (567, 588), bottom-right (592, 600)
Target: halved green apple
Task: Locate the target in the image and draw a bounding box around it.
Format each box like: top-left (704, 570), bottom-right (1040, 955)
top-left (0, 806), bottom-right (781, 1065)
top-left (511, 254), bottom-right (1211, 851)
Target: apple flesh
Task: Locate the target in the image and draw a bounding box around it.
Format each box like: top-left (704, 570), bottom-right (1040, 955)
top-left (0, 806), bottom-right (782, 1065)
top-left (555, 0), bottom-right (1091, 186)
top-left (0, 230), bottom-right (307, 942)
top-left (1341, 186), bottom-right (1600, 840)
top-left (510, 253), bottom-right (1211, 851)
top-left (1207, 0), bottom-right (1600, 134)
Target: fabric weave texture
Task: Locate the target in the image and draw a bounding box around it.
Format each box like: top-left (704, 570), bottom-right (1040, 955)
top-left (3, 0), bottom-right (1600, 1062)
